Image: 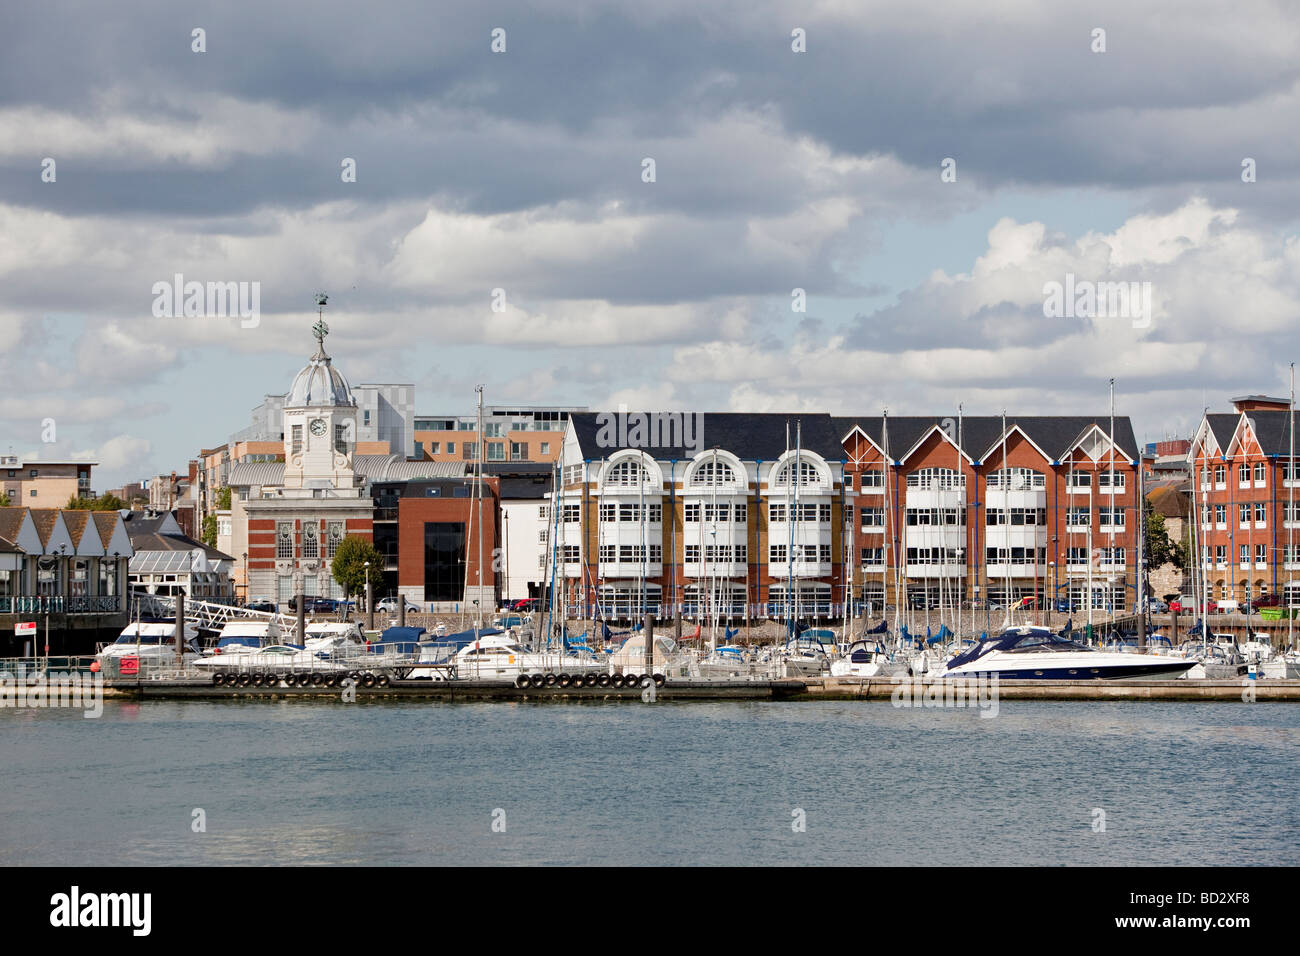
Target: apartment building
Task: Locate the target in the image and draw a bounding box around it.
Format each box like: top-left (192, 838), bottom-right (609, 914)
top-left (1188, 395), bottom-right (1300, 605)
top-left (1, 456), bottom-right (95, 508)
top-left (412, 406), bottom-right (584, 464)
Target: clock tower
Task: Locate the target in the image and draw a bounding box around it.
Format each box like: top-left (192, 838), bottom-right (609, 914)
top-left (281, 308), bottom-right (359, 490)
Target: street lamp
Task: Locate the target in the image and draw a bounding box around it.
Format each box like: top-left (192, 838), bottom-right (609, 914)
top-left (364, 560), bottom-right (373, 630)
top-left (242, 551), bottom-right (248, 605)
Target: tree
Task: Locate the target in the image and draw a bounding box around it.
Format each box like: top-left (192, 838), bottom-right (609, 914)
top-left (66, 492), bottom-right (127, 511)
top-left (215, 486), bottom-right (232, 510)
top-left (201, 513), bottom-right (218, 547)
top-left (0, 491), bottom-right (9, 507)
top-left (331, 535), bottom-right (385, 602)
top-left (1143, 498), bottom-right (1188, 573)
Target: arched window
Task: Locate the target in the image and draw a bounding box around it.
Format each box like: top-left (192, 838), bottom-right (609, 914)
top-left (775, 459), bottom-right (820, 487)
top-left (690, 459), bottom-right (737, 487)
top-left (605, 458), bottom-right (649, 487)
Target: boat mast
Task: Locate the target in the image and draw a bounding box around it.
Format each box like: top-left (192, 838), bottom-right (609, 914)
top-left (957, 403), bottom-right (964, 641)
top-left (1109, 378), bottom-right (1116, 628)
top-left (474, 385), bottom-right (485, 631)
top-left (709, 447), bottom-right (719, 651)
top-left (1291, 364), bottom-right (1296, 651)
top-left (1002, 409), bottom-right (1010, 629)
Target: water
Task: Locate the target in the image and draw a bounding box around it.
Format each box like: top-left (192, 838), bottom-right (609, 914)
top-left (2, 699), bottom-right (1298, 865)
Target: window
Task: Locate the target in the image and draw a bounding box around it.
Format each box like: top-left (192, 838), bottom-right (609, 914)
top-left (775, 459), bottom-right (821, 487)
top-left (363, 409), bottom-right (371, 426)
top-left (685, 545), bottom-right (700, 563)
top-left (540, 442), bottom-right (551, 456)
top-left (1256, 544), bottom-right (1267, 566)
top-left (302, 523), bottom-right (319, 559)
top-left (462, 443), bottom-right (478, 460)
top-left (486, 442), bottom-right (505, 461)
top-left (510, 442), bottom-right (527, 461)
top-left (600, 544), bottom-right (616, 562)
top-left (561, 545), bottom-right (580, 563)
top-left (29, 489), bottom-right (36, 497)
top-left (1098, 471), bottom-right (1125, 489)
top-left (1214, 465), bottom-right (1225, 485)
top-left (538, 505), bottom-right (548, 520)
top-left (599, 503), bottom-right (616, 523)
top-left (1067, 506), bottom-right (1090, 527)
top-left (277, 522), bottom-right (294, 558)
top-left (685, 503), bottom-right (701, 522)
top-left (769, 503), bottom-right (786, 523)
top-left (484, 422), bottom-right (506, 438)
top-left (844, 474), bottom-right (853, 490)
top-left (429, 442), bottom-right (440, 455)
top-left (1066, 547), bottom-right (1088, 566)
top-left (769, 544), bottom-right (787, 563)
top-left (1255, 462), bottom-right (1266, 484)
top-left (335, 424), bottom-right (347, 455)
top-left (562, 504), bottom-right (580, 523)
top-left (1215, 545), bottom-right (1227, 567)
top-left (414, 442), bottom-right (425, 459)
top-left (1099, 507), bottom-right (1125, 528)
top-left (988, 468), bottom-right (1044, 489)
top-left (327, 523), bottom-right (344, 558)
top-left (1255, 502), bottom-right (1266, 525)
top-left (907, 468), bottom-right (964, 489)
top-left (1239, 504), bottom-right (1251, 525)
top-left (691, 459), bottom-right (738, 487)
top-left (1069, 472), bottom-right (1090, 489)
top-left (859, 507), bottom-right (884, 528)
top-left (1240, 545), bottom-right (1250, 566)
top-left (446, 442), bottom-right (455, 455)
top-left (291, 425), bottom-right (302, 455)
top-left (861, 547), bottom-right (884, 567)
top-left (734, 504), bottom-right (747, 525)
top-left (819, 504), bottom-right (831, 522)
top-left (1215, 504), bottom-right (1226, 525)
top-left (859, 470), bottom-right (884, 489)
top-left (1239, 463), bottom-right (1251, 485)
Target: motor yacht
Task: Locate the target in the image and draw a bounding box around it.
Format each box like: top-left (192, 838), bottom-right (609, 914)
top-left (96, 620), bottom-right (202, 668)
top-left (938, 625), bottom-right (1197, 680)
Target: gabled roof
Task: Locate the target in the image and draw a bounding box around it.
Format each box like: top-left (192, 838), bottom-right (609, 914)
top-left (896, 423), bottom-right (975, 466)
top-left (831, 415), bottom-right (1137, 464)
top-left (91, 511), bottom-right (134, 558)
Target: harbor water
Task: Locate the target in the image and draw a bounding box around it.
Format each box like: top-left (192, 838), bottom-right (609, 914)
top-left (2, 699), bottom-right (1298, 866)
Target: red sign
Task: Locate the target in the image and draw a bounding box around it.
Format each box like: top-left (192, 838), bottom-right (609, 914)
top-left (14, 622), bottom-right (36, 637)
top-left (120, 656), bottom-right (139, 676)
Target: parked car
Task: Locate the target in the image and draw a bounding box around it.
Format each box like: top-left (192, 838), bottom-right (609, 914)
top-left (245, 600), bottom-right (277, 613)
top-left (1054, 599), bottom-right (1077, 613)
top-left (1242, 594), bottom-right (1282, 614)
top-left (376, 596), bottom-right (421, 614)
top-left (1170, 596), bottom-right (1218, 613)
top-left (510, 598), bottom-right (538, 612)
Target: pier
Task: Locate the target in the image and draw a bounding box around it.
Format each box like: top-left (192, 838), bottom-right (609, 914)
top-left (95, 675), bottom-right (1300, 702)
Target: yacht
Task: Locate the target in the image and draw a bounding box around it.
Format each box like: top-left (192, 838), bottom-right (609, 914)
top-left (829, 639), bottom-right (900, 678)
top-left (203, 619), bottom-right (283, 656)
top-left (938, 625), bottom-right (1197, 680)
top-left (452, 632), bottom-right (604, 680)
top-left (96, 620), bottom-right (202, 667)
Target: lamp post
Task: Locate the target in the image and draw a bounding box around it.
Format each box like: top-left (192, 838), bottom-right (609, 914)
top-left (242, 551), bottom-right (248, 605)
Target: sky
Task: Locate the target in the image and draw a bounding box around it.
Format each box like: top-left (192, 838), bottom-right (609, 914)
top-left (2, 0), bottom-right (1299, 491)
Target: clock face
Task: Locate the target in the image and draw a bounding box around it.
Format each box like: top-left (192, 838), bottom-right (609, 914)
top-left (310, 418), bottom-right (327, 436)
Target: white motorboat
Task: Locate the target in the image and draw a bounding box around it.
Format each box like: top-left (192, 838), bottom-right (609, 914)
top-left (830, 640), bottom-right (893, 678)
top-left (938, 625), bottom-right (1197, 680)
top-left (193, 643), bottom-right (342, 674)
top-left (96, 620), bottom-right (202, 667)
top-left (446, 632), bottom-right (604, 680)
top-left (203, 619), bottom-right (283, 656)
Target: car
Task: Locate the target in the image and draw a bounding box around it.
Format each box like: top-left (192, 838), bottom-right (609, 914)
top-left (376, 596), bottom-right (421, 614)
top-left (1171, 596), bottom-right (1218, 613)
top-left (1242, 594), bottom-right (1282, 614)
top-left (510, 598), bottom-right (538, 612)
top-left (1053, 599), bottom-right (1077, 613)
top-left (245, 600), bottom-right (277, 613)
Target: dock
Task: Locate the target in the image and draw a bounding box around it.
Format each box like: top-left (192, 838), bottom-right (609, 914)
top-left (97, 676), bottom-right (1300, 702)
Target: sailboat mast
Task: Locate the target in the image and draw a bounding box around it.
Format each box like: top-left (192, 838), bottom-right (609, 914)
top-left (475, 385), bottom-right (485, 629)
top-left (1002, 409), bottom-right (1010, 628)
top-left (1109, 378), bottom-right (1116, 626)
top-left (957, 403), bottom-right (963, 640)
top-left (1291, 364), bottom-right (1296, 650)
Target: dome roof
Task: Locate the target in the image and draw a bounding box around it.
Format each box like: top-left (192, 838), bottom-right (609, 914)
top-left (287, 337), bottom-right (354, 408)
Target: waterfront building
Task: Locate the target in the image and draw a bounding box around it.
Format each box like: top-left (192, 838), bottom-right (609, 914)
top-left (413, 406), bottom-right (585, 463)
top-left (839, 414), bottom-right (1140, 615)
top-left (122, 510), bottom-right (235, 604)
top-left (0, 506), bottom-right (133, 653)
top-left (1187, 395), bottom-right (1300, 606)
top-left (1, 456), bottom-right (96, 508)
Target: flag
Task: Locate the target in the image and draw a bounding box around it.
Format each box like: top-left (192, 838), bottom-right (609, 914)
top-left (724, 625), bottom-right (738, 642)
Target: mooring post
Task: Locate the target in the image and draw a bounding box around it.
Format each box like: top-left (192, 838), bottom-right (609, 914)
top-left (297, 589), bottom-right (306, 645)
top-left (398, 597), bottom-right (406, 628)
top-left (366, 577), bottom-right (374, 631)
top-left (644, 612), bottom-right (654, 680)
top-left (175, 592), bottom-right (185, 664)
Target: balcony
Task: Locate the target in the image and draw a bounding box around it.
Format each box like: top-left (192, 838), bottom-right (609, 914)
top-left (0, 595), bottom-right (122, 614)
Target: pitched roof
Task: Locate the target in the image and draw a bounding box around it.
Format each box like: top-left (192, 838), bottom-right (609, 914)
top-left (28, 509), bottom-right (61, 547)
top-left (0, 508), bottom-right (27, 545)
top-left (569, 413), bottom-right (846, 462)
top-left (1147, 484), bottom-right (1190, 518)
top-left (832, 415), bottom-right (1138, 463)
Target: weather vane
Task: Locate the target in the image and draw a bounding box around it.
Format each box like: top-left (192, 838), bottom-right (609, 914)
top-left (313, 292), bottom-right (329, 345)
